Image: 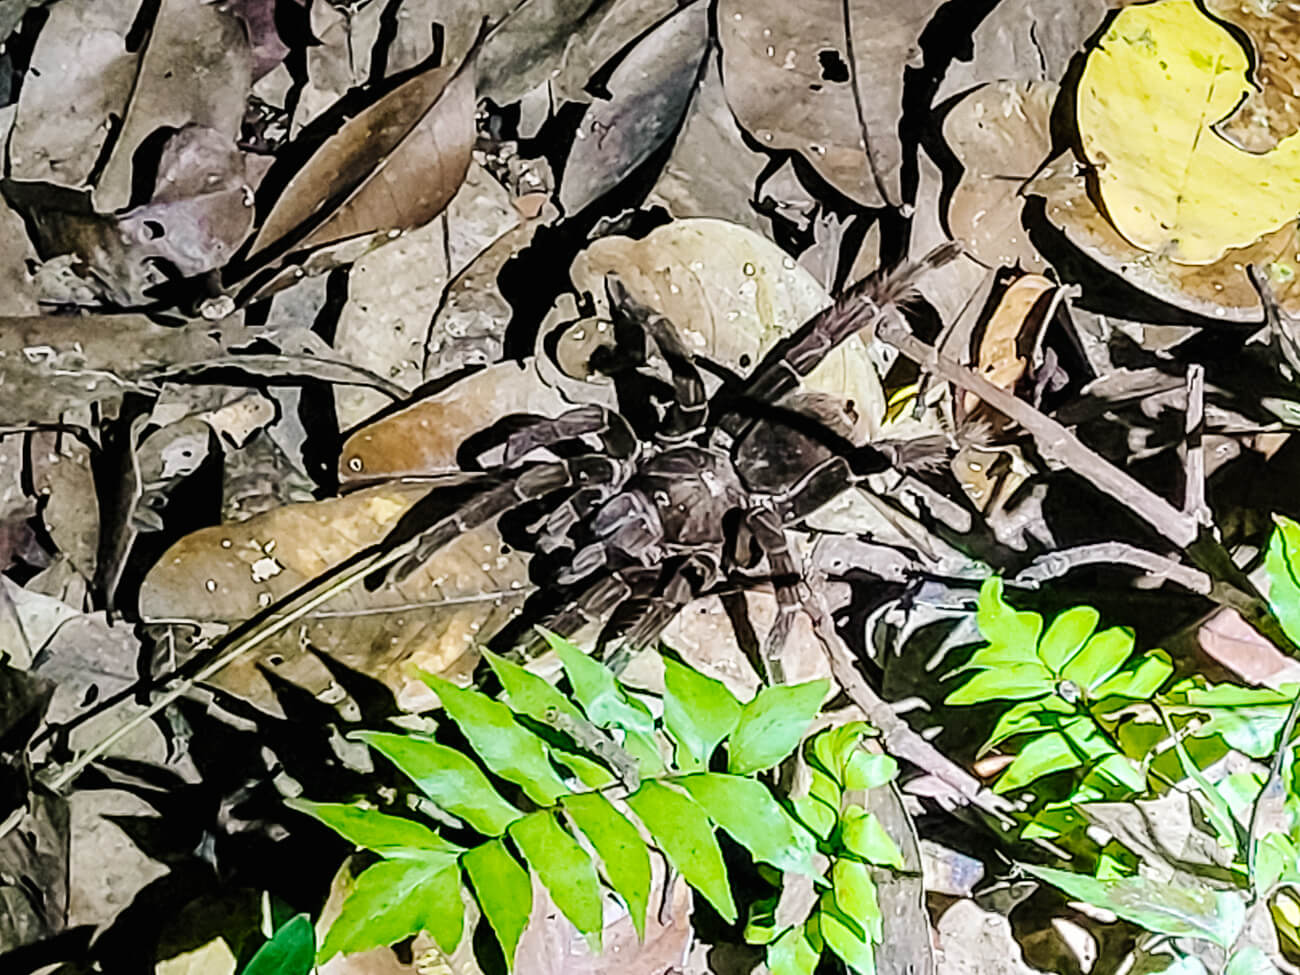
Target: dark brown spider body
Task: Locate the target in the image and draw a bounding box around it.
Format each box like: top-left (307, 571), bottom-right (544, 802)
top-left (391, 242), bottom-right (961, 674)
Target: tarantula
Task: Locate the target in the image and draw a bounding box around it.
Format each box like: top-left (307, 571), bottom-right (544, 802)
top-left (387, 243), bottom-right (960, 679)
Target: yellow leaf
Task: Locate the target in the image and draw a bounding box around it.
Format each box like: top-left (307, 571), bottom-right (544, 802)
top-left (1078, 0), bottom-right (1300, 264)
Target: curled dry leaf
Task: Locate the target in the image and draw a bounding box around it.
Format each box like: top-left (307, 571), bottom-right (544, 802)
top-left (0, 316), bottom-right (228, 424)
top-left (139, 484), bottom-right (531, 712)
top-left (250, 53), bottom-right (476, 261)
top-left (964, 274), bottom-right (1056, 415)
top-left (1205, 0), bottom-right (1300, 153)
top-left (569, 218), bottom-right (886, 442)
top-left (717, 0), bottom-right (942, 208)
top-left (93, 0), bottom-right (253, 213)
top-left (1078, 0), bottom-right (1300, 264)
top-left (1027, 156), bottom-right (1300, 321)
top-left (339, 360), bottom-right (572, 485)
top-left (7, 0), bottom-right (142, 189)
top-left (942, 81), bottom-right (1055, 272)
top-left (559, 0), bottom-right (709, 216)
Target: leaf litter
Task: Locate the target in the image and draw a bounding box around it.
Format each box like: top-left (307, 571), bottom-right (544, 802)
top-left (5, 0), bottom-right (1300, 971)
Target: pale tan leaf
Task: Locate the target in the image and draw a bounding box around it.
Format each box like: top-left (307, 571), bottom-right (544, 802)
top-left (942, 81), bottom-right (1055, 272)
top-left (139, 484), bottom-right (530, 711)
top-left (570, 218), bottom-right (886, 442)
top-left (964, 274), bottom-right (1055, 413)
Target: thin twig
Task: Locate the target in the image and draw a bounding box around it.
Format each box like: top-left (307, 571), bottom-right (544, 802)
top-left (1181, 363), bottom-right (1209, 525)
top-left (1013, 543), bottom-right (1213, 595)
top-left (39, 535), bottom-right (424, 793)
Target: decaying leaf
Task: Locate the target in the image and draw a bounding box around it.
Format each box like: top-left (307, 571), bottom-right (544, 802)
top-left (7, 0), bottom-right (142, 189)
top-left (570, 218), bottom-right (886, 442)
top-left (1027, 155), bottom-right (1300, 321)
top-left (717, 0), bottom-right (942, 208)
top-left (139, 484), bottom-right (530, 711)
top-left (250, 53), bottom-right (475, 260)
top-left (942, 81), bottom-right (1054, 272)
top-left (339, 360), bottom-right (572, 485)
top-left (1205, 0), bottom-right (1300, 154)
top-left (0, 316), bottom-right (230, 424)
top-left (964, 274), bottom-right (1056, 414)
top-left (93, 0), bottom-right (253, 213)
top-left (424, 215), bottom-right (543, 377)
top-left (1078, 0), bottom-right (1300, 264)
top-left (558, 0), bottom-right (709, 216)
top-left (550, 0), bottom-right (683, 103)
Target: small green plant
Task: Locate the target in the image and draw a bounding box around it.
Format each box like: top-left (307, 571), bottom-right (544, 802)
top-left (746, 722), bottom-right (906, 975)
top-left (288, 630), bottom-right (906, 970)
top-left (943, 517), bottom-right (1300, 973)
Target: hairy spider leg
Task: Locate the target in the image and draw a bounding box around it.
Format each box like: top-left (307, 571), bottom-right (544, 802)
top-left (605, 275), bottom-right (709, 444)
top-left (715, 241), bottom-right (961, 447)
top-left (390, 454), bottom-right (626, 581)
top-left (513, 566), bottom-right (660, 659)
top-left (604, 554), bottom-right (720, 673)
top-left (742, 506), bottom-right (810, 684)
top-left (503, 403), bottom-right (638, 465)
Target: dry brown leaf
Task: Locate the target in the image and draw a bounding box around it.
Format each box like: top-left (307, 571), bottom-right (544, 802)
top-left (551, 0), bottom-right (683, 103)
top-left (1206, 0), bottom-right (1300, 153)
top-left (93, 0), bottom-right (253, 213)
top-left (8, 0), bottom-right (142, 189)
top-left (558, 0), bottom-right (709, 216)
top-left (139, 483), bottom-right (530, 711)
top-left (1197, 608), bottom-right (1300, 688)
top-left (943, 81), bottom-right (1055, 272)
top-left (1027, 156), bottom-right (1300, 321)
top-left (251, 53), bottom-right (476, 259)
top-left (717, 0), bottom-right (942, 208)
top-left (964, 274), bottom-right (1055, 413)
top-left (646, 54), bottom-right (769, 234)
top-left (570, 218), bottom-right (886, 442)
top-left (339, 360), bottom-right (572, 485)
top-left (0, 316), bottom-right (230, 424)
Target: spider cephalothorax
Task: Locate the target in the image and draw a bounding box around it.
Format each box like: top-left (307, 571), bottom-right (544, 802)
top-left (390, 243), bottom-right (960, 678)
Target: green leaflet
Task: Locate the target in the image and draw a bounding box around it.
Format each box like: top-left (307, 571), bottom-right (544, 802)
top-left (562, 792), bottom-right (652, 939)
top-left (543, 628), bottom-right (655, 733)
top-left (728, 680), bottom-right (829, 775)
top-left (286, 800), bottom-right (462, 859)
top-left (944, 664), bottom-right (1053, 705)
top-left (1025, 865), bottom-right (1246, 948)
top-left (626, 780), bottom-right (737, 921)
top-left (1061, 627), bottom-right (1134, 691)
top-left (484, 649), bottom-right (585, 725)
top-left (509, 811), bottom-right (604, 947)
top-left (768, 924), bottom-right (821, 975)
top-left (463, 839), bottom-right (532, 969)
top-left (319, 858), bottom-right (464, 961)
top-left (1036, 606), bottom-right (1100, 672)
top-left (355, 731), bottom-right (521, 835)
top-left (976, 576), bottom-right (1042, 650)
top-left (423, 675), bottom-right (571, 805)
top-left (678, 773), bottom-right (818, 875)
top-left (844, 752), bottom-right (897, 792)
top-left (1267, 515), bottom-right (1300, 646)
top-left (819, 900), bottom-right (877, 975)
top-left (663, 655), bottom-right (742, 769)
top-left (239, 915), bottom-right (313, 975)
top-left (832, 859), bottom-right (882, 943)
top-left (994, 730), bottom-right (1086, 794)
top-left (840, 807), bottom-right (903, 868)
